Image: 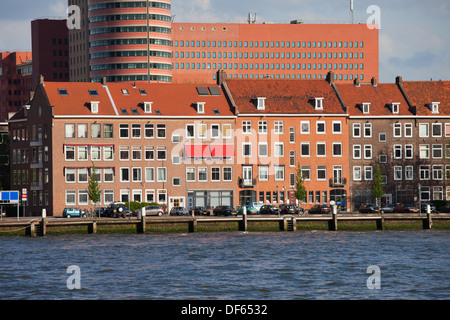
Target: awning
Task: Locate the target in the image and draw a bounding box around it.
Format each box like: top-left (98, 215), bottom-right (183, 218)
top-left (184, 145), bottom-right (212, 158)
top-left (210, 144), bottom-right (235, 157)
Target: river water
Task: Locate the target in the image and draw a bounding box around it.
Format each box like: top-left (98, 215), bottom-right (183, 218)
top-left (0, 230), bottom-right (448, 300)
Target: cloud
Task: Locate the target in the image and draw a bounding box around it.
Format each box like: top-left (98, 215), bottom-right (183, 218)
top-left (0, 19), bottom-right (31, 51)
top-left (49, 1), bottom-right (67, 17)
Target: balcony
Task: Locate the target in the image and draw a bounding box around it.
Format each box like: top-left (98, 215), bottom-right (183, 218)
top-left (329, 177), bottom-right (347, 188)
top-left (238, 177), bottom-right (256, 188)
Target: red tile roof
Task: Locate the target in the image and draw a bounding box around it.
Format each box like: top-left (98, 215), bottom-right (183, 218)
top-left (402, 81), bottom-right (450, 116)
top-left (38, 81), bottom-right (234, 117)
top-left (226, 79), bottom-right (345, 114)
top-left (335, 82), bottom-right (412, 116)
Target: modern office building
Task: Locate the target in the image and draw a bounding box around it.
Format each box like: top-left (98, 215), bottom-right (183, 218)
top-left (67, 1), bottom-right (378, 83)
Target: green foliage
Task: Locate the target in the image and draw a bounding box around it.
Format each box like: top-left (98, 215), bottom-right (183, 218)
top-left (295, 164), bottom-right (307, 203)
top-left (88, 163), bottom-right (101, 205)
top-left (371, 164), bottom-right (384, 204)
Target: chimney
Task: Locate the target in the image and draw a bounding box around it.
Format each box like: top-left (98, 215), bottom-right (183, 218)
top-left (395, 76), bottom-right (403, 85)
top-left (39, 75), bottom-right (44, 85)
top-left (101, 77), bottom-right (107, 86)
top-left (371, 77), bottom-right (378, 87)
top-left (354, 78), bottom-right (360, 87)
top-left (217, 70), bottom-right (226, 86)
top-left (326, 71), bottom-right (335, 84)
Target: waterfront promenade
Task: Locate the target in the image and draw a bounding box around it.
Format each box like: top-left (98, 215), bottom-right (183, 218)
top-left (1, 213), bottom-right (449, 236)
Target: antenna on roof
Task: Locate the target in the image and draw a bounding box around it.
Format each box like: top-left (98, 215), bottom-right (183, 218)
top-left (247, 12), bottom-right (257, 24)
top-left (350, 0), bottom-right (354, 24)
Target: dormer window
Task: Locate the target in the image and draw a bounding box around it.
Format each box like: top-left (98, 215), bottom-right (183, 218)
top-left (315, 97), bottom-right (324, 110)
top-left (391, 103), bottom-right (400, 114)
top-left (90, 101), bottom-right (99, 113)
top-left (144, 102), bottom-right (152, 113)
top-left (257, 97), bottom-right (266, 110)
top-left (197, 102), bottom-right (205, 113)
top-left (362, 103), bottom-right (371, 114)
top-left (431, 102), bottom-right (440, 114)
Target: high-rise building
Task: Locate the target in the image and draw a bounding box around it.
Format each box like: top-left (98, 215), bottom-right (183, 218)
top-left (69, 0), bottom-right (90, 82)
top-left (88, 0), bottom-right (173, 83)
top-left (70, 0), bottom-right (378, 83)
top-left (31, 19), bottom-right (70, 88)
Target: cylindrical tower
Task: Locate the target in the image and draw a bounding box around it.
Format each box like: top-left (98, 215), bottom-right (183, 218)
top-left (88, 0), bottom-right (173, 83)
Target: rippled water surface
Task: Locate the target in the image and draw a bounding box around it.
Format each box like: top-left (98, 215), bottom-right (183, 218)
top-left (0, 230), bottom-right (448, 300)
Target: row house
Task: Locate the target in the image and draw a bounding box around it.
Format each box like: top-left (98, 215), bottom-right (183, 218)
top-left (225, 74), bottom-right (350, 210)
top-left (9, 76), bottom-right (236, 216)
top-left (334, 77), bottom-right (450, 209)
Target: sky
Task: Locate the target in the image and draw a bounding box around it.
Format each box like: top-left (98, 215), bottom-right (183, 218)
top-left (0, 0), bottom-right (449, 83)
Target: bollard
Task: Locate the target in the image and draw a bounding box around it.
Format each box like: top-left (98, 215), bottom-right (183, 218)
top-left (88, 221), bottom-right (97, 234)
top-left (188, 219), bottom-right (197, 233)
top-left (423, 212), bottom-right (432, 230)
top-left (239, 213), bottom-right (248, 231)
top-left (26, 222), bottom-right (36, 237)
top-left (328, 207), bottom-right (338, 231)
top-left (376, 217), bottom-right (384, 230)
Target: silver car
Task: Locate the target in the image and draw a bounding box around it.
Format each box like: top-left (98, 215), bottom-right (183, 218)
top-left (134, 205), bottom-right (164, 216)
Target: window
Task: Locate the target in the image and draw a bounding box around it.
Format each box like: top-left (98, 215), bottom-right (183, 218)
top-left (132, 146), bottom-right (142, 160)
top-left (362, 103), bottom-right (370, 114)
top-left (301, 166), bottom-right (311, 180)
top-left (274, 143), bottom-right (284, 157)
top-left (223, 124), bottom-right (232, 138)
top-left (353, 123), bottom-right (361, 138)
top-left (317, 165), bottom-right (327, 180)
top-left (433, 187), bottom-right (443, 200)
top-left (172, 177), bottom-right (181, 186)
top-left (157, 147), bottom-right (166, 161)
top-left (289, 127), bottom-right (295, 143)
top-left (132, 167), bottom-right (142, 182)
top-left (66, 190), bottom-right (76, 205)
top-left (145, 124), bottom-right (154, 138)
top-left (131, 124), bottom-right (141, 138)
top-left (391, 103), bottom-right (400, 114)
top-left (315, 142), bottom-right (326, 157)
top-left (145, 167), bottom-right (155, 182)
top-left (394, 166), bottom-right (402, 180)
top-left (259, 165), bottom-right (269, 181)
top-left (353, 166), bottom-right (362, 181)
top-left (301, 142), bottom-right (310, 157)
top-left (431, 102), bottom-right (440, 114)
top-left (274, 165), bottom-right (285, 181)
top-left (78, 146), bottom-right (88, 161)
top-left (242, 121), bottom-right (251, 134)
top-left (223, 167), bottom-right (232, 181)
top-left (316, 121), bottom-right (326, 134)
top-left (210, 167), bottom-right (220, 181)
top-left (65, 124), bottom-right (75, 138)
top-left (274, 121), bottom-right (284, 134)
top-left (404, 123), bottom-right (413, 137)
top-left (91, 146), bottom-right (101, 161)
top-left (301, 121), bottom-right (310, 134)
top-left (394, 144), bottom-right (402, 159)
top-left (186, 168), bottom-right (195, 182)
top-left (364, 145), bottom-right (372, 159)
top-left (157, 167), bottom-right (167, 182)
top-left (104, 168), bottom-right (114, 182)
top-left (119, 146), bottom-right (129, 160)
top-left (420, 186), bottom-right (430, 201)
top-left (119, 124), bottom-right (129, 138)
top-left (420, 165), bottom-right (430, 180)
top-left (432, 123), bottom-right (442, 137)
top-left (258, 121), bottom-right (268, 134)
top-left (364, 166), bottom-right (373, 180)
top-left (353, 145), bottom-right (361, 159)
top-left (144, 102), bottom-right (152, 113)
top-left (433, 165), bottom-right (443, 180)
top-left (198, 124), bottom-right (207, 139)
top-left (405, 145), bottom-right (413, 159)
top-left (243, 143), bottom-right (252, 157)
top-left (379, 133), bottom-right (387, 142)
top-left (197, 102), bottom-right (205, 113)
top-left (332, 121), bottom-right (342, 134)
top-left (257, 97), bottom-right (266, 110)
top-left (332, 143), bottom-right (342, 157)
top-left (364, 123), bottom-right (372, 137)
top-left (156, 124), bottom-right (166, 138)
top-left (419, 123), bottom-right (429, 137)
top-left (104, 190), bottom-right (114, 205)
top-left (198, 167), bottom-right (207, 181)
top-left (258, 142), bottom-right (268, 157)
top-left (65, 168), bottom-right (76, 183)
top-left (78, 124), bottom-right (88, 138)
top-left (65, 146), bottom-right (75, 161)
top-left (405, 166), bottom-right (413, 180)
top-left (120, 168), bottom-right (129, 182)
top-left (315, 97), bottom-right (324, 110)
top-left (90, 101), bottom-right (99, 113)
top-left (211, 124), bottom-right (220, 138)
top-left (144, 147), bottom-right (154, 161)
top-left (186, 124), bottom-right (195, 138)
top-left (393, 123), bottom-right (401, 137)
top-left (419, 145), bottom-right (430, 159)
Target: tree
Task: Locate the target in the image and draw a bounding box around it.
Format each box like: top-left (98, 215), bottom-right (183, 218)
top-left (371, 164), bottom-right (384, 206)
top-left (88, 163), bottom-right (102, 216)
top-left (295, 164), bottom-right (307, 210)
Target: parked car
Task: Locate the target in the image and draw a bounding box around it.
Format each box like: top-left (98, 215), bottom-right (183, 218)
top-left (134, 205), bottom-right (164, 217)
top-left (379, 204), bottom-right (396, 213)
top-left (63, 207), bottom-right (86, 218)
top-left (104, 202), bottom-right (131, 218)
top-left (213, 206), bottom-right (237, 216)
top-left (193, 206), bottom-right (210, 216)
top-left (309, 204), bottom-right (331, 214)
top-left (259, 205), bottom-right (279, 215)
top-left (170, 207), bottom-right (189, 216)
top-left (393, 204), bottom-right (419, 213)
top-left (420, 203), bottom-right (436, 213)
top-left (440, 205), bottom-right (450, 213)
top-left (94, 207), bottom-right (107, 217)
top-left (249, 202), bottom-right (264, 212)
top-left (237, 205), bottom-right (258, 215)
top-left (279, 204), bottom-right (299, 215)
top-left (358, 203), bottom-right (380, 213)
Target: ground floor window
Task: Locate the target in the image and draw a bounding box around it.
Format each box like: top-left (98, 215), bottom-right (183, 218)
top-left (189, 190), bottom-right (233, 209)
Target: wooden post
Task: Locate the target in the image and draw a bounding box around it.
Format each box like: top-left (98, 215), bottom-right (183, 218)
top-left (88, 221), bottom-right (97, 234)
top-left (25, 222), bottom-right (35, 236)
top-left (137, 216), bottom-right (146, 233)
top-left (279, 218), bottom-right (288, 231)
top-left (38, 218), bottom-right (47, 236)
top-left (376, 217), bottom-right (384, 230)
top-left (328, 213), bottom-right (338, 231)
top-left (239, 214), bottom-right (248, 231)
top-left (188, 219), bottom-right (197, 233)
top-left (289, 217), bottom-right (297, 231)
top-left (422, 212), bottom-right (432, 230)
